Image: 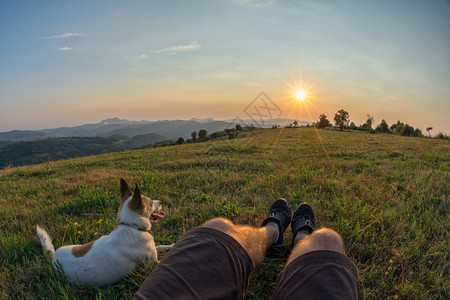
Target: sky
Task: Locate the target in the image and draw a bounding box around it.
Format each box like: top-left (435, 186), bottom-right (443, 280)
top-left (1, 0), bottom-right (449, 134)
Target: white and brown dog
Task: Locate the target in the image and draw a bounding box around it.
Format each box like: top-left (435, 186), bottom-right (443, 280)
top-left (36, 179), bottom-right (173, 286)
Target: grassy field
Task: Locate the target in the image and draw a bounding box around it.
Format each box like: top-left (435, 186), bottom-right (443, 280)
top-left (0, 127), bottom-right (448, 299)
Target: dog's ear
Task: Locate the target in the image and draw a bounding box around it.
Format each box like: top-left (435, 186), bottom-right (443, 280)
top-left (120, 179), bottom-right (132, 203)
top-left (129, 184), bottom-right (144, 212)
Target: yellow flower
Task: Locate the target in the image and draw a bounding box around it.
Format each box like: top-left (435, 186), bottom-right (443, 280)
top-left (388, 266), bottom-right (392, 270)
top-left (97, 219), bottom-right (103, 224)
top-left (77, 231), bottom-right (81, 234)
top-left (389, 259), bottom-right (394, 264)
top-left (394, 295), bottom-right (398, 299)
top-left (385, 271), bottom-right (388, 275)
top-left (94, 232), bottom-right (98, 235)
top-left (73, 222), bottom-right (78, 226)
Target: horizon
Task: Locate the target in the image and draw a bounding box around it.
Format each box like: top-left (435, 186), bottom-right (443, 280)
top-left (0, 116), bottom-right (310, 133)
top-left (1, 1), bottom-right (449, 134)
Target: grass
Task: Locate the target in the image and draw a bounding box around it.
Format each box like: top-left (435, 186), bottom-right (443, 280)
top-left (0, 128), bottom-right (448, 299)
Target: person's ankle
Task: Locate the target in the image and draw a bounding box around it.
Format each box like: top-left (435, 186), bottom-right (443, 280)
top-left (293, 229), bottom-right (310, 245)
top-left (265, 222), bottom-right (280, 244)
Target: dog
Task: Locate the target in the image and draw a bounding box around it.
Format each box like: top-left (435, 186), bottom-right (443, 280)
top-left (36, 179), bottom-right (174, 286)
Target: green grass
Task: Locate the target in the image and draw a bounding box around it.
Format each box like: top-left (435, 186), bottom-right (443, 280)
top-left (0, 128), bottom-right (448, 299)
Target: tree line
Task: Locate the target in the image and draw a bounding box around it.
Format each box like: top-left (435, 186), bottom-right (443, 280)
top-left (174, 124), bottom-right (253, 145)
top-left (312, 109), bottom-right (448, 139)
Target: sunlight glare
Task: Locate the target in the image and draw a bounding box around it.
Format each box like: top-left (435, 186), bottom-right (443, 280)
top-left (295, 89), bottom-right (306, 101)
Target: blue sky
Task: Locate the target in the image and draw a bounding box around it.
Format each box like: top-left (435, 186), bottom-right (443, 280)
top-left (1, 0), bottom-right (449, 134)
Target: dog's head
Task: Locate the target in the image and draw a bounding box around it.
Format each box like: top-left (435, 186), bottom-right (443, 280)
top-left (118, 179), bottom-right (165, 230)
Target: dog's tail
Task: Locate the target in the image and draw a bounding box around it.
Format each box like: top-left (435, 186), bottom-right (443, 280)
top-left (36, 225), bottom-right (55, 259)
top-left (156, 243), bottom-right (175, 251)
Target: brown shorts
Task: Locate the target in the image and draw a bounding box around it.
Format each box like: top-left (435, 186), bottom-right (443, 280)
top-left (134, 228), bottom-right (358, 300)
top-left (133, 227), bottom-right (254, 300)
top-left (272, 250), bottom-right (359, 300)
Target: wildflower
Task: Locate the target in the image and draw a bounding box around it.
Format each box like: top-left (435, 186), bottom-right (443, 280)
top-left (77, 231), bottom-right (81, 234)
top-left (385, 271), bottom-right (388, 275)
top-left (389, 259), bottom-right (393, 264)
top-left (94, 232), bottom-right (98, 235)
top-left (73, 222), bottom-right (78, 226)
top-left (97, 219), bottom-right (103, 224)
top-left (388, 266), bottom-right (392, 270)
top-left (394, 295), bottom-right (398, 299)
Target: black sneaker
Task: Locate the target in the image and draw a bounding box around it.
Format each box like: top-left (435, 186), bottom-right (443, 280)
top-left (291, 203), bottom-right (315, 249)
top-left (261, 198), bottom-right (292, 247)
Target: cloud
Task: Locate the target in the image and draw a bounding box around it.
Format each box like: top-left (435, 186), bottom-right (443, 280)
top-left (123, 54), bottom-right (148, 62)
top-left (155, 41), bottom-right (200, 55)
top-left (57, 47), bottom-right (72, 51)
top-left (44, 33), bottom-right (82, 39)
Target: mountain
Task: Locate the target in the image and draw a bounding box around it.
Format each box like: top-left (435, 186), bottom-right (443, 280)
top-left (0, 130), bottom-right (47, 142)
top-left (0, 118), bottom-right (241, 142)
top-left (0, 117), bottom-right (310, 143)
top-left (105, 120), bottom-right (236, 139)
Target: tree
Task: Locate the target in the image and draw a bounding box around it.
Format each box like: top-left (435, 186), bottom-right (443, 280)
top-left (413, 128), bottom-right (423, 137)
top-left (376, 119), bottom-right (390, 133)
top-left (176, 137), bottom-right (185, 145)
top-left (334, 109), bottom-right (350, 131)
top-left (198, 129), bottom-right (208, 141)
top-left (365, 114), bottom-right (374, 131)
top-left (236, 124), bottom-right (243, 132)
top-left (390, 123), bottom-right (398, 134)
top-left (293, 120), bottom-right (299, 128)
top-left (317, 114), bottom-right (330, 128)
top-left (426, 127), bottom-right (433, 137)
top-left (400, 124), bottom-right (414, 136)
top-left (191, 131), bottom-right (197, 142)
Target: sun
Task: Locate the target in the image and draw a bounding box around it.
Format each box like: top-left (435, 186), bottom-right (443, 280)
top-left (295, 89), bottom-right (307, 101)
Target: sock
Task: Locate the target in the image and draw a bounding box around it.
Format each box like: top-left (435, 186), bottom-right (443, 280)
top-left (266, 222), bottom-right (280, 243)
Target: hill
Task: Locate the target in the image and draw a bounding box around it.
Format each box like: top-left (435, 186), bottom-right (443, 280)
top-left (0, 128), bottom-right (448, 299)
top-left (0, 133), bottom-right (168, 168)
top-left (0, 117), bottom-right (311, 142)
top-left (0, 118), bottom-right (239, 141)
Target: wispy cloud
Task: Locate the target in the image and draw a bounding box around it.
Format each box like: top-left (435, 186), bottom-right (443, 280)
top-left (123, 53), bottom-right (148, 62)
top-left (155, 41), bottom-right (200, 55)
top-left (44, 33), bottom-right (82, 39)
top-left (57, 47), bottom-right (72, 51)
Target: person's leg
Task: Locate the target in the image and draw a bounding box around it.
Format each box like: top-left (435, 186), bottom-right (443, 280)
top-left (271, 204), bottom-right (359, 300)
top-left (202, 198), bottom-right (292, 266)
top-left (287, 227), bottom-right (345, 265)
top-left (201, 218), bottom-right (277, 266)
top-left (134, 199), bottom-right (291, 300)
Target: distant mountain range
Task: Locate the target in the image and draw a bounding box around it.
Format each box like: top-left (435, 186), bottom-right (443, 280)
top-left (0, 117), bottom-right (310, 168)
top-left (0, 118), bottom-right (229, 142)
top-left (0, 117), bottom-right (309, 142)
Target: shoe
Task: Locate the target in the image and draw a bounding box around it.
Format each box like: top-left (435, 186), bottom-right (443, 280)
top-left (291, 203), bottom-right (315, 249)
top-left (261, 198), bottom-right (292, 247)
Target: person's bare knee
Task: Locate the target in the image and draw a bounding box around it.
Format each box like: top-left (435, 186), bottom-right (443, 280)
top-left (287, 228), bottom-right (345, 265)
top-left (202, 218), bottom-right (235, 232)
top-left (308, 228), bottom-right (345, 254)
top-left (201, 218), bottom-right (273, 266)
top-left (201, 218), bottom-right (249, 250)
